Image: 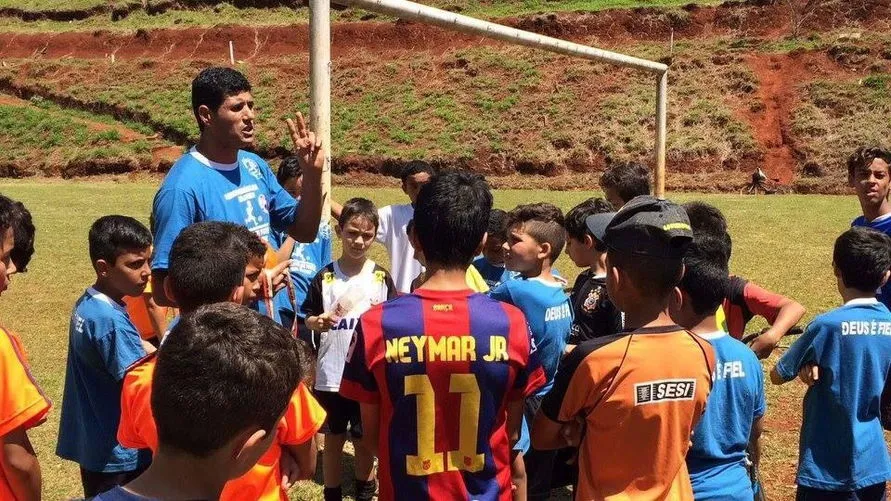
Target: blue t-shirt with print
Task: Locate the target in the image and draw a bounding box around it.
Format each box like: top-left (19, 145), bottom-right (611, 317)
top-left (852, 214), bottom-right (891, 308)
top-left (151, 149), bottom-right (299, 271)
top-left (270, 223), bottom-right (333, 322)
top-left (57, 288), bottom-right (148, 473)
top-left (774, 298), bottom-right (891, 490)
top-left (687, 330), bottom-right (766, 501)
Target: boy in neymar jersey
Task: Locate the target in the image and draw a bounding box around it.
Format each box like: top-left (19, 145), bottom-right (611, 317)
top-left (675, 236), bottom-right (765, 501)
top-left (57, 216), bottom-right (151, 497)
top-left (683, 202), bottom-right (805, 358)
top-left (150, 66), bottom-right (324, 307)
top-left (0, 196), bottom-right (50, 501)
top-left (273, 156), bottom-right (333, 330)
top-left (490, 203), bottom-right (573, 501)
top-left (97, 304), bottom-right (312, 501)
top-left (533, 196), bottom-right (715, 500)
top-left (340, 171), bottom-right (545, 501)
top-left (118, 221), bottom-right (325, 501)
top-left (848, 147), bottom-right (891, 309)
top-left (472, 209), bottom-right (510, 288)
top-left (302, 198), bottom-right (396, 501)
top-left (771, 227), bottom-right (891, 500)
top-left (564, 197), bottom-right (621, 346)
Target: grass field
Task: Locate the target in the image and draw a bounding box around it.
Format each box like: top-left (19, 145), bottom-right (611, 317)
top-left (0, 178), bottom-right (864, 499)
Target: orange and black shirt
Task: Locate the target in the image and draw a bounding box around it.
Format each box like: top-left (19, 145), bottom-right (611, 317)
top-left (540, 325), bottom-right (715, 500)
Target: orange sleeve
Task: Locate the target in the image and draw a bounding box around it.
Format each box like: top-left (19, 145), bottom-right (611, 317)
top-left (277, 382), bottom-right (326, 446)
top-left (0, 328), bottom-right (50, 437)
top-left (117, 360), bottom-right (157, 451)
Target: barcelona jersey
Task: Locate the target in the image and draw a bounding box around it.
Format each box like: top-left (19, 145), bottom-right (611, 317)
top-left (340, 288), bottom-right (545, 501)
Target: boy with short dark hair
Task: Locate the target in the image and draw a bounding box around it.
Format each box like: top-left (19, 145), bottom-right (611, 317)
top-left (340, 171), bottom-right (544, 500)
top-left (771, 227), bottom-right (891, 501)
top-left (533, 195), bottom-right (715, 500)
top-left (848, 146), bottom-right (891, 308)
top-left (491, 202), bottom-right (573, 500)
top-left (302, 198), bottom-right (396, 501)
top-left (598, 162), bottom-right (651, 209)
top-left (472, 208), bottom-right (510, 288)
top-left (118, 221), bottom-right (325, 501)
top-left (564, 197), bottom-right (621, 345)
top-left (57, 216), bottom-right (152, 496)
top-left (0, 195), bottom-right (50, 501)
top-left (8, 199), bottom-right (34, 275)
top-left (675, 236), bottom-right (765, 501)
top-left (97, 303), bottom-right (308, 500)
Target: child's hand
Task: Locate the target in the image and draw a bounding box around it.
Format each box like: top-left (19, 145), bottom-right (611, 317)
top-left (798, 363), bottom-right (819, 386)
top-left (309, 312), bottom-right (336, 332)
top-left (267, 259), bottom-right (292, 293)
top-left (280, 446), bottom-right (301, 490)
top-left (560, 415), bottom-right (586, 447)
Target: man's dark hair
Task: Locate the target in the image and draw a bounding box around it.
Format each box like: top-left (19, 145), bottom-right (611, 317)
top-left (152, 303), bottom-right (303, 457)
top-left (505, 203), bottom-right (566, 262)
top-left (400, 160), bottom-right (436, 183)
top-left (487, 209), bottom-right (508, 242)
top-left (565, 197), bottom-right (614, 243)
top-left (191, 67), bottom-right (252, 131)
top-left (599, 162), bottom-right (652, 204)
top-left (847, 146), bottom-right (891, 179)
top-left (680, 236), bottom-right (731, 315)
top-left (414, 170), bottom-right (492, 269)
top-left (608, 250), bottom-right (684, 299)
top-left (230, 224), bottom-right (266, 260)
top-left (88, 215), bottom-right (152, 264)
top-left (833, 227), bottom-right (891, 292)
top-left (276, 156), bottom-right (303, 186)
top-left (682, 201), bottom-right (733, 262)
top-left (168, 222), bottom-right (248, 312)
top-left (338, 197), bottom-right (379, 230)
top-left (6, 199), bottom-right (35, 273)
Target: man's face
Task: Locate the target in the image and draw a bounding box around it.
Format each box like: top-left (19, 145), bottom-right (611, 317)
top-left (851, 159), bottom-right (891, 207)
top-left (282, 176), bottom-right (303, 201)
top-left (338, 216), bottom-right (376, 261)
top-left (502, 224), bottom-right (543, 274)
top-left (243, 255), bottom-right (265, 305)
top-left (106, 248), bottom-right (152, 298)
top-left (403, 172), bottom-right (432, 205)
top-left (203, 92), bottom-right (256, 149)
top-left (603, 186), bottom-right (624, 211)
top-left (0, 228), bottom-right (14, 296)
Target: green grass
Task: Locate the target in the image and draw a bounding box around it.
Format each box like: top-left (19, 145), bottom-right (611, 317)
top-left (0, 179), bottom-right (863, 499)
top-left (0, 0), bottom-right (109, 11)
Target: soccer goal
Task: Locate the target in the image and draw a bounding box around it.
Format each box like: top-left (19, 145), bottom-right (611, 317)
top-left (307, 0), bottom-right (670, 218)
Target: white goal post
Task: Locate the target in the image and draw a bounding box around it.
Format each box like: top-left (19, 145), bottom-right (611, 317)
top-left (308, 0), bottom-right (670, 218)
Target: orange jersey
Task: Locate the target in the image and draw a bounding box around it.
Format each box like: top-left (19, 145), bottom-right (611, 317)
top-left (540, 325), bottom-right (715, 501)
top-left (0, 327), bottom-right (51, 501)
top-left (123, 281), bottom-right (169, 341)
top-left (119, 356), bottom-right (325, 501)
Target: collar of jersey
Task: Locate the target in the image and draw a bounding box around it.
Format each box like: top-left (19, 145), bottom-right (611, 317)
top-left (189, 147), bottom-right (239, 171)
top-left (528, 276), bottom-right (565, 288)
top-left (333, 259), bottom-right (375, 279)
top-left (86, 287), bottom-right (127, 313)
top-left (867, 211), bottom-right (891, 224)
top-left (621, 323), bottom-right (684, 335)
top-left (412, 288), bottom-right (475, 299)
top-left (695, 330), bottom-right (728, 340)
top-left (845, 297), bottom-right (880, 306)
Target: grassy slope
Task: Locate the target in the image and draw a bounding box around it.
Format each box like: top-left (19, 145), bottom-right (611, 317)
top-left (0, 179), bottom-right (858, 499)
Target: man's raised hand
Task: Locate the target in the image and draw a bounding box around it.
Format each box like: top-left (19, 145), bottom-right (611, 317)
top-left (285, 112), bottom-right (325, 175)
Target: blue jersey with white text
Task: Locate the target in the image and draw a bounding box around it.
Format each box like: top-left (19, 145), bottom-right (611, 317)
top-left (774, 298), bottom-right (891, 490)
top-left (271, 224), bottom-right (333, 321)
top-left (687, 330), bottom-right (765, 501)
top-left (852, 214), bottom-right (891, 308)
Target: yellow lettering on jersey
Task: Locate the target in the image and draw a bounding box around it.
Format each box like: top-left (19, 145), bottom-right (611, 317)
top-left (428, 336), bottom-right (447, 361)
top-left (446, 374), bottom-right (485, 472)
top-left (461, 336), bottom-right (476, 362)
top-left (446, 336), bottom-right (461, 361)
top-left (405, 375), bottom-right (445, 476)
top-left (411, 336), bottom-right (427, 363)
top-left (385, 337), bottom-right (412, 364)
top-left (432, 303), bottom-right (453, 312)
top-left (483, 336), bottom-right (508, 362)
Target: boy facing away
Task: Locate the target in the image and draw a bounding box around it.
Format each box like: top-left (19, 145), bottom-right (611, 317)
top-left (0, 195), bottom-right (50, 501)
top-left (118, 221), bottom-right (325, 501)
top-left (339, 171), bottom-right (545, 501)
top-left (533, 195), bottom-right (715, 500)
top-left (56, 216), bottom-right (151, 497)
top-left (302, 198), bottom-right (396, 501)
top-left (675, 236), bottom-right (765, 501)
top-left (97, 303), bottom-right (309, 501)
top-left (771, 227), bottom-right (891, 501)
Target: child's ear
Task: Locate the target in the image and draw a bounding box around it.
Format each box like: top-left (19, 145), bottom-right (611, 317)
top-left (538, 242), bottom-right (552, 261)
top-left (231, 427), bottom-right (270, 473)
top-left (230, 285), bottom-right (245, 305)
top-left (163, 276), bottom-right (178, 308)
top-left (95, 259), bottom-right (110, 277)
top-left (668, 287), bottom-right (684, 318)
top-left (334, 223), bottom-right (342, 238)
top-left (474, 232), bottom-right (488, 257)
top-left (584, 235), bottom-right (595, 250)
top-left (881, 270), bottom-right (890, 289)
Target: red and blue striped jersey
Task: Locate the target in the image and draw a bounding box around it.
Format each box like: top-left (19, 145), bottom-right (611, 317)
top-left (340, 288), bottom-right (545, 501)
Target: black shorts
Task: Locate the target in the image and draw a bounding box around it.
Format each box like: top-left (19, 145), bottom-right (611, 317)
top-left (315, 390), bottom-right (363, 439)
top-left (796, 483), bottom-right (886, 501)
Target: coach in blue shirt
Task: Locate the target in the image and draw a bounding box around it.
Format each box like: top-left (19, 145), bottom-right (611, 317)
top-left (150, 67), bottom-right (324, 307)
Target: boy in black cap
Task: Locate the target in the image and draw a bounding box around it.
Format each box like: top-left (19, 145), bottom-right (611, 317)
top-left (532, 195), bottom-right (716, 500)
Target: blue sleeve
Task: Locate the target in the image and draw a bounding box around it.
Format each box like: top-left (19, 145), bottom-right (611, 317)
top-left (264, 164), bottom-right (298, 234)
top-left (774, 321), bottom-right (822, 381)
top-left (96, 318), bottom-right (146, 381)
top-left (151, 187), bottom-right (197, 271)
top-left (489, 282), bottom-right (514, 304)
top-left (321, 225), bottom-right (333, 264)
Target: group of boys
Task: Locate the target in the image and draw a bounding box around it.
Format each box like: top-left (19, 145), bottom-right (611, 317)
top-left (2, 63), bottom-right (891, 501)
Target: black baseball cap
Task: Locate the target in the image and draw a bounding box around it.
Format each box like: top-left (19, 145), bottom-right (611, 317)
top-left (601, 195), bottom-right (693, 259)
top-left (585, 212), bottom-right (616, 244)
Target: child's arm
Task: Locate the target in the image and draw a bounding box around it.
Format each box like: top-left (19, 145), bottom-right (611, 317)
top-left (144, 294), bottom-right (168, 341)
top-left (748, 416), bottom-right (764, 470)
top-left (281, 438), bottom-right (317, 487)
top-left (359, 403), bottom-right (380, 456)
top-left (735, 278), bottom-right (806, 359)
top-left (770, 322), bottom-right (820, 385)
top-left (305, 312), bottom-right (335, 332)
top-left (276, 236), bottom-right (297, 265)
top-left (1, 427), bottom-right (40, 501)
top-left (508, 399), bottom-right (526, 501)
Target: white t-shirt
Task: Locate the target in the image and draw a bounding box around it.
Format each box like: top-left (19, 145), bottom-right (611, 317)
top-left (377, 203), bottom-right (423, 293)
top-left (301, 260), bottom-right (396, 391)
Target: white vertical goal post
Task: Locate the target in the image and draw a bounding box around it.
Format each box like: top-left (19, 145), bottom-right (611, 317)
top-left (308, 0), bottom-right (670, 219)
